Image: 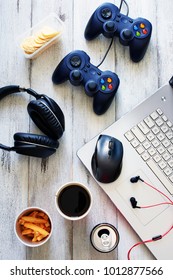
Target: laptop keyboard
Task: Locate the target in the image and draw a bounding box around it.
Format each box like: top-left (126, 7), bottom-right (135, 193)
top-left (124, 108), bottom-right (173, 195)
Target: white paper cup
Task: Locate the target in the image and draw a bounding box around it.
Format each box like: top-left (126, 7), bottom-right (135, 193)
top-left (14, 207), bottom-right (53, 247)
top-left (55, 182), bottom-right (92, 220)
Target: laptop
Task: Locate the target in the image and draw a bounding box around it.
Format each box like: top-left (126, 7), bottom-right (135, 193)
top-left (77, 77), bottom-right (173, 259)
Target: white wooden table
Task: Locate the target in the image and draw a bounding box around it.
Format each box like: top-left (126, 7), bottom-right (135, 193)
top-left (0, 0), bottom-right (173, 260)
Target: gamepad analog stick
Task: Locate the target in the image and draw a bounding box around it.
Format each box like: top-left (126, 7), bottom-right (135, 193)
top-left (52, 50), bottom-right (120, 115)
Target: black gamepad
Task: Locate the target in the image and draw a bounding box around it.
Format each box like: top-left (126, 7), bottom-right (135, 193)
top-left (52, 50), bottom-right (120, 115)
top-left (84, 2), bottom-right (152, 62)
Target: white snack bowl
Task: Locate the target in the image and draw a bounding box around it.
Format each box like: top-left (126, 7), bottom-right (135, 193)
top-left (17, 13), bottom-right (64, 59)
top-left (14, 206), bottom-right (53, 247)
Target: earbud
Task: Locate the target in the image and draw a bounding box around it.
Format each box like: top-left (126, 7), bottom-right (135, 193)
top-left (130, 176), bottom-right (144, 183)
top-left (130, 197), bottom-right (141, 208)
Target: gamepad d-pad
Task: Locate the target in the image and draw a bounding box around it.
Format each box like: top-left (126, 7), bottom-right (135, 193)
top-left (52, 50), bottom-right (120, 115)
top-left (84, 3), bottom-right (152, 62)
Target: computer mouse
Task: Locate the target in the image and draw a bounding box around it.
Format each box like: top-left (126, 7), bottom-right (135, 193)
top-left (91, 134), bottom-right (123, 183)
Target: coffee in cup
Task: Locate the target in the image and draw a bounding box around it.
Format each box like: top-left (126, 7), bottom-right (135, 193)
top-left (55, 182), bottom-right (92, 220)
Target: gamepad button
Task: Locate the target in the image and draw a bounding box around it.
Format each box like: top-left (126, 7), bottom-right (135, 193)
top-left (129, 19), bottom-right (133, 23)
top-left (108, 84), bottom-right (113, 90)
top-left (140, 23), bottom-right (145, 29)
top-left (136, 31), bottom-right (141, 37)
top-left (121, 18), bottom-right (128, 24)
top-left (101, 79), bottom-right (105, 84)
top-left (107, 78), bottom-right (112, 83)
top-left (133, 25), bottom-right (138, 31)
top-left (97, 71), bottom-right (101, 76)
top-left (71, 70), bottom-right (81, 80)
top-left (101, 85), bottom-right (106, 91)
top-left (101, 8), bottom-right (112, 19)
top-left (70, 56), bottom-right (81, 67)
top-left (142, 29), bottom-right (148, 35)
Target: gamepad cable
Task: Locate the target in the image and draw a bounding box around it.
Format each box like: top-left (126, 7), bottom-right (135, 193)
top-left (96, 0), bottom-right (130, 68)
top-left (96, 37), bottom-right (114, 68)
top-left (119, 0), bottom-right (129, 16)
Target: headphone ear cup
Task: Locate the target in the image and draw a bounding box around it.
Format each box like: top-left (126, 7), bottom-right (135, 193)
top-left (27, 98), bottom-right (65, 140)
top-left (13, 132), bottom-right (59, 158)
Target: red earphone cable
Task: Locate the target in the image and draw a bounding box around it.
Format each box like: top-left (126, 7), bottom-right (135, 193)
top-left (143, 180), bottom-right (173, 203)
top-left (128, 225), bottom-right (173, 260)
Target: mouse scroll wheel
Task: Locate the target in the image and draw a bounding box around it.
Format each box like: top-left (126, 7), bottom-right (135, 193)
top-left (108, 140), bottom-right (114, 149)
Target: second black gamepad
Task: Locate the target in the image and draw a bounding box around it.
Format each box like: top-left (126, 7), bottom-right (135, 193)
top-left (84, 2), bottom-right (152, 62)
top-left (52, 50), bottom-right (120, 115)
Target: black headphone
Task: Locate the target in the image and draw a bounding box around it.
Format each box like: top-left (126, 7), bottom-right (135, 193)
top-left (0, 85), bottom-right (65, 158)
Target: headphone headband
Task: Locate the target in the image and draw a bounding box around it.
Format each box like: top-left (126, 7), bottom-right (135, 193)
top-left (0, 85), bottom-right (42, 101)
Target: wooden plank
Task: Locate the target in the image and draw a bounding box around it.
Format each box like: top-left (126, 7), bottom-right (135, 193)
top-left (0, 0), bottom-right (32, 260)
top-left (26, 0), bottom-right (74, 259)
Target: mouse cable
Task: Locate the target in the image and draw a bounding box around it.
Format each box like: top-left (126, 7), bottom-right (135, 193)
top-left (96, 37), bottom-right (114, 68)
top-left (127, 225), bottom-right (173, 260)
top-left (119, 0), bottom-right (129, 16)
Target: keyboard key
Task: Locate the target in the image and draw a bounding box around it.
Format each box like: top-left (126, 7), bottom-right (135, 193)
top-left (162, 152), bottom-right (171, 161)
top-left (138, 121), bottom-right (150, 135)
top-left (153, 154), bottom-right (161, 163)
top-left (147, 132), bottom-right (155, 141)
top-left (166, 131), bottom-right (173, 140)
top-left (162, 139), bottom-right (171, 148)
top-left (157, 132), bottom-right (165, 141)
top-left (167, 121), bottom-right (172, 128)
top-left (147, 159), bottom-right (173, 194)
top-left (161, 124), bottom-right (169, 133)
top-left (144, 116), bottom-right (154, 128)
top-left (141, 152), bottom-right (150, 161)
top-left (169, 174), bottom-right (173, 183)
top-left (158, 160), bottom-right (167, 170)
top-left (157, 145), bottom-right (165, 154)
top-left (124, 131), bottom-right (134, 141)
top-left (136, 146), bottom-right (145, 155)
top-left (156, 118), bottom-right (164, 126)
top-left (152, 126), bottom-right (160, 135)
top-left (152, 139), bottom-right (160, 148)
top-left (156, 108), bottom-right (163, 115)
top-left (168, 159), bottom-right (173, 168)
top-left (162, 115), bottom-right (168, 122)
top-left (168, 146), bottom-right (173, 155)
top-left (148, 147), bottom-right (156, 156)
top-left (164, 167), bottom-right (172, 176)
top-left (150, 111), bottom-right (159, 120)
top-left (143, 141), bottom-right (151, 149)
top-left (131, 126), bottom-right (145, 143)
top-left (131, 139), bottom-right (139, 148)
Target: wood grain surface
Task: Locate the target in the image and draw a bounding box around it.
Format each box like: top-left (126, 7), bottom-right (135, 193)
top-left (0, 0), bottom-right (172, 260)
